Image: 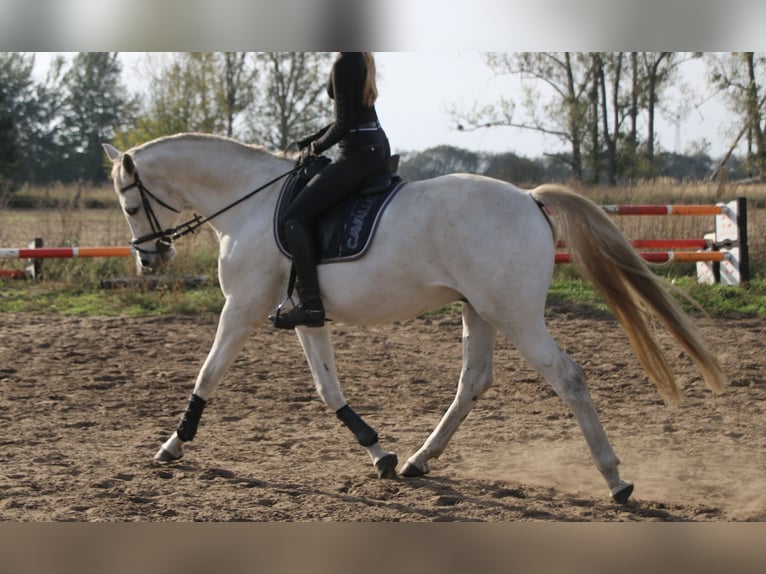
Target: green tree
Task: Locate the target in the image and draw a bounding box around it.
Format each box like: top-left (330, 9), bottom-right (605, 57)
top-left (399, 145), bottom-right (482, 180)
top-left (0, 55), bottom-right (25, 194)
top-left (0, 102), bottom-right (19, 197)
top-left (116, 52), bottom-right (256, 149)
top-left (141, 53), bottom-right (225, 138)
top-left (116, 52), bottom-right (332, 154)
top-left (0, 52), bottom-right (67, 186)
top-left (61, 52), bottom-right (137, 183)
top-left (482, 151), bottom-right (547, 185)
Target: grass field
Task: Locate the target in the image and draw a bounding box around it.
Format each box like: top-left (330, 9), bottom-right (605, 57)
top-left (0, 180), bottom-right (764, 316)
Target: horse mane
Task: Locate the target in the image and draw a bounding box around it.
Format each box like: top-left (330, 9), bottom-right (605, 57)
top-left (129, 133), bottom-right (272, 158)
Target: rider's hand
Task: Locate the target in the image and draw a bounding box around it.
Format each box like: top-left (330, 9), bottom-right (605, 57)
top-left (295, 135), bottom-right (313, 150)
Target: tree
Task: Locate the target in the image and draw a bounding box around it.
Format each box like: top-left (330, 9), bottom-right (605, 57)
top-left (592, 53), bottom-right (628, 185)
top-left (114, 53), bottom-right (225, 150)
top-left (0, 102), bottom-right (19, 197)
top-left (220, 52), bottom-right (255, 138)
top-left (708, 52), bottom-right (766, 180)
top-left (482, 151), bottom-right (546, 184)
top-left (636, 52), bottom-right (679, 170)
top-left (60, 52), bottom-right (137, 183)
top-left (655, 151), bottom-right (714, 181)
top-left (399, 145), bottom-right (483, 180)
top-left (0, 55), bottom-right (25, 194)
top-left (115, 52), bottom-right (331, 154)
top-left (244, 52), bottom-right (335, 152)
top-left (458, 53), bottom-right (594, 181)
top-left (456, 52), bottom-right (697, 183)
top-left (0, 52), bottom-right (67, 186)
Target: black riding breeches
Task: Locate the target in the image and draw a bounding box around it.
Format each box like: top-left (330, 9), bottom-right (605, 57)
top-left (284, 141), bottom-right (390, 227)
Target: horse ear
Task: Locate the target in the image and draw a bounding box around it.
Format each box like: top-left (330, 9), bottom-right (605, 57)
top-left (122, 153), bottom-right (136, 176)
top-left (102, 143), bottom-right (121, 162)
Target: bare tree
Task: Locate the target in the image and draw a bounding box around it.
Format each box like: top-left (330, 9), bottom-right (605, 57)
top-left (245, 52), bottom-right (334, 152)
top-left (708, 52), bottom-right (766, 180)
top-left (458, 52), bottom-right (593, 180)
top-left (637, 52), bottom-right (675, 169)
top-left (220, 52), bottom-right (256, 138)
top-left (455, 52), bottom-right (696, 183)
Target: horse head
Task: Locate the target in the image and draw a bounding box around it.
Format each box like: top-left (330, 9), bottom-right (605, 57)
top-left (103, 142), bottom-right (180, 273)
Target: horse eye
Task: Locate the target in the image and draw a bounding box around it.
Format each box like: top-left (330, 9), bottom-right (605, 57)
top-left (125, 206), bottom-right (140, 216)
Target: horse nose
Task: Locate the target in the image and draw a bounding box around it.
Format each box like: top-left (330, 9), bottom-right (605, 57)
top-left (140, 258), bottom-right (152, 268)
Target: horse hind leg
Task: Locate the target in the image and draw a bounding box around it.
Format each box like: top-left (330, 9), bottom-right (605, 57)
top-left (507, 320), bottom-right (633, 503)
top-left (402, 302), bottom-right (497, 477)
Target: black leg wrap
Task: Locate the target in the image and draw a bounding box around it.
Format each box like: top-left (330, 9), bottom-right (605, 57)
top-left (176, 394), bottom-right (206, 442)
top-left (336, 404), bottom-right (378, 447)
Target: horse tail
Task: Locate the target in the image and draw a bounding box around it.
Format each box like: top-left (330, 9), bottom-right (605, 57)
top-left (530, 183), bottom-right (726, 404)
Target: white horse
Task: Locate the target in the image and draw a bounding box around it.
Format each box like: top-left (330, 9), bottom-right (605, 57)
top-left (103, 133), bottom-right (725, 504)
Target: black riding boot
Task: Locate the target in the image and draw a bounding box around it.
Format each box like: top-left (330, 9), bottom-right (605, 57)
top-left (272, 220), bottom-right (325, 329)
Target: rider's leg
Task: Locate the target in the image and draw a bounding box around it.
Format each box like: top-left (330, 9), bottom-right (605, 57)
top-left (273, 219), bottom-right (325, 329)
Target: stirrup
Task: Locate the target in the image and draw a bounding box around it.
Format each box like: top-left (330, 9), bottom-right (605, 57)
top-left (270, 303), bottom-right (325, 329)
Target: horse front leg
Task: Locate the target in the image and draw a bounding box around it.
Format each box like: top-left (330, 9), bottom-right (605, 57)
top-left (155, 298), bottom-right (257, 462)
top-left (295, 326), bottom-right (398, 479)
top-left (402, 303), bottom-right (497, 477)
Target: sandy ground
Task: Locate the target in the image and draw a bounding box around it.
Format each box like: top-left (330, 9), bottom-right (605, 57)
top-left (1, 305), bottom-right (764, 521)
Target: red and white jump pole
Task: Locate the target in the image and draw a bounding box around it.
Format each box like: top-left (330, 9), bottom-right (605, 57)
top-left (0, 238), bottom-right (134, 280)
top-left (0, 246), bottom-right (133, 259)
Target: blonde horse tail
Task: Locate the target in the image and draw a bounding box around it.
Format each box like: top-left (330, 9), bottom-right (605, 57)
top-left (530, 184), bottom-right (727, 404)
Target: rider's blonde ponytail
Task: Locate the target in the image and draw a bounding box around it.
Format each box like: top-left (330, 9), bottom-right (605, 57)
top-left (362, 52), bottom-right (378, 107)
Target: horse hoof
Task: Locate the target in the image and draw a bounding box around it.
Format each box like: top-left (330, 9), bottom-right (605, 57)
top-left (400, 461), bottom-right (428, 478)
top-left (375, 453), bottom-right (398, 479)
top-left (154, 447), bottom-right (183, 462)
top-left (610, 481), bottom-right (634, 504)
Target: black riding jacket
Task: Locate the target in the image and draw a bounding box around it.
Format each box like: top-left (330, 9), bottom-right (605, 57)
top-left (309, 52), bottom-right (383, 155)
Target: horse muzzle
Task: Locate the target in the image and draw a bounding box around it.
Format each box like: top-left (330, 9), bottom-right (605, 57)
top-left (134, 238), bottom-right (177, 272)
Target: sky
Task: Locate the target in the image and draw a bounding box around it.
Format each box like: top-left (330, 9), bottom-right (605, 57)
top-left (34, 51), bottom-right (739, 160)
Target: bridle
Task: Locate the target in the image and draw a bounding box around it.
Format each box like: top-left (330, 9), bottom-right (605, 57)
top-left (119, 165), bottom-right (299, 257)
top-left (119, 172), bottom-right (182, 257)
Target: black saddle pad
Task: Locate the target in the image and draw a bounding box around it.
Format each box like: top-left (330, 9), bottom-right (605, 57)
top-left (274, 156), bottom-right (406, 263)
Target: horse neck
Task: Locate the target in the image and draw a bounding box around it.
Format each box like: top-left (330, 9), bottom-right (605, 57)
top-left (138, 136), bottom-right (292, 233)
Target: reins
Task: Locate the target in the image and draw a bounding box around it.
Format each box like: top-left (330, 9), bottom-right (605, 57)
top-left (123, 165), bottom-right (299, 251)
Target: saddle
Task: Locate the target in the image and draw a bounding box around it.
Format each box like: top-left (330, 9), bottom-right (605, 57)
top-left (274, 154), bottom-right (405, 263)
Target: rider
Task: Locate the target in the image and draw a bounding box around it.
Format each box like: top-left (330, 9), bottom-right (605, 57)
top-left (272, 52), bottom-right (391, 329)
